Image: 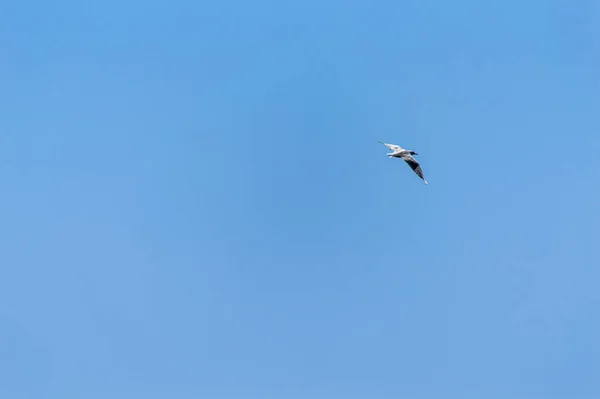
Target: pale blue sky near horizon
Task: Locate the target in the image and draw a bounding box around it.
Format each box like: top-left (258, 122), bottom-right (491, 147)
top-left (1, 0), bottom-right (599, 398)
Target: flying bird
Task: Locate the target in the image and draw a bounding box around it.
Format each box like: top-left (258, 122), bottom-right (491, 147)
top-left (379, 141), bottom-right (428, 185)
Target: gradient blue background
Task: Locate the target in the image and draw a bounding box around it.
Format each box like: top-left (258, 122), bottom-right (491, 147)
top-left (1, 0), bottom-right (599, 398)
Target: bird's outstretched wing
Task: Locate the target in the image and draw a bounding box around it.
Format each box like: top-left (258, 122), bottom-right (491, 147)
top-left (378, 141), bottom-right (403, 152)
top-left (400, 154), bottom-right (428, 184)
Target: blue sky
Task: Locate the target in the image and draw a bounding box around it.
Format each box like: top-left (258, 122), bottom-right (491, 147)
top-left (1, 0), bottom-right (599, 397)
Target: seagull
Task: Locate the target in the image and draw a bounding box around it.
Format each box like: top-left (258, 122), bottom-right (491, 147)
top-left (379, 141), bottom-right (428, 184)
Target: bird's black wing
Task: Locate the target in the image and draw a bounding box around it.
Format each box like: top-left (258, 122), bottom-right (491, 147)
top-left (401, 155), bottom-right (426, 181)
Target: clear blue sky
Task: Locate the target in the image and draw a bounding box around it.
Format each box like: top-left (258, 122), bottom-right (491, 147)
top-left (1, 0), bottom-right (599, 398)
